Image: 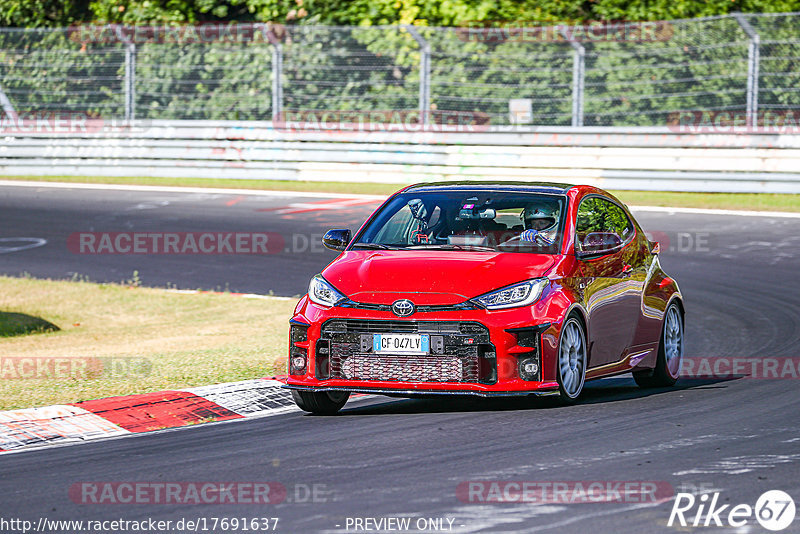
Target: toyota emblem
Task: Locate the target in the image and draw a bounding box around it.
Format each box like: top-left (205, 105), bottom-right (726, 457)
top-left (391, 299), bottom-right (416, 317)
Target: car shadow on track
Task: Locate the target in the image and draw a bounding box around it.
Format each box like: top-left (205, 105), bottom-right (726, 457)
top-left (575, 376), bottom-right (740, 405)
top-left (334, 376), bottom-right (740, 416)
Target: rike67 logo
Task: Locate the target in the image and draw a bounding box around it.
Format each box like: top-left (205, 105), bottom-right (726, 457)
top-left (668, 490), bottom-right (796, 531)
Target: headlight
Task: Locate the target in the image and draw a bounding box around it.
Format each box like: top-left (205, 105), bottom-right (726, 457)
top-left (308, 275), bottom-right (346, 307)
top-left (472, 279), bottom-right (548, 310)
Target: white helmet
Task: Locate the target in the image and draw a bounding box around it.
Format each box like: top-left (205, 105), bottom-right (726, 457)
top-left (523, 203), bottom-right (558, 231)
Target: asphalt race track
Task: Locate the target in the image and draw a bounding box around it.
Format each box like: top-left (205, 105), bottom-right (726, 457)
top-left (0, 184), bottom-right (365, 295)
top-left (1, 183), bottom-right (799, 533)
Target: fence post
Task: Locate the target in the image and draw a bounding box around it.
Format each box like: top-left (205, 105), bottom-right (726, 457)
top-left (560, 26), bottom-right (585, 127)
top-left (114, 25), bottom-right (136, 122)
top-left (734, 13), bottom-right (760, 128)
top-left (124, 43), bottom-right (137, 122)
top-left (264, 25), bottom-right (283, 122)
top-left (0, 83), bottom-right (16, 120)
top-left (405, 26), bottom-right (431, 126)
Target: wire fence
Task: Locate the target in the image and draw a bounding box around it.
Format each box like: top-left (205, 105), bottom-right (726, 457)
top-left (0, 12), bottom-right (798, 127)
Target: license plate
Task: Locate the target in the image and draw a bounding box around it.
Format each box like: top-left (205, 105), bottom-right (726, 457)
top-left (373, 334), bottom-right (430, 355)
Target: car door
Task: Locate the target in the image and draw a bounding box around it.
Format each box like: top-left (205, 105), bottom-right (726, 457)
top-left (575, 196), bottom-right (642, 367)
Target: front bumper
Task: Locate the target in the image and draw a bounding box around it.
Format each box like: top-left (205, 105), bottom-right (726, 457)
top-left (285, 296), bottom-right (564, 395)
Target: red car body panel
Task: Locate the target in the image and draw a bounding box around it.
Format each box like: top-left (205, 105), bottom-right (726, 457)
top-left (285, 183), bottom-right (682, 397)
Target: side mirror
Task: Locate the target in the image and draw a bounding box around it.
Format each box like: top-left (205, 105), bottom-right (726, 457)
top-left (577, 231), bottom-right (623, 259)
top-left (650, 241), bottom-right (661, 255)
top-left (322, 229), bottom-right (351, 251)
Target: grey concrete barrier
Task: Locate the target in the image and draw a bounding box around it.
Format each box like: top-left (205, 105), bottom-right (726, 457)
top-left (1, 121), bottom-right (799, 193)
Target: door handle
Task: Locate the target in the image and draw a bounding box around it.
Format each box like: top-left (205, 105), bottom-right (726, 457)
top-left (622, 264), bottom-right (633, 276)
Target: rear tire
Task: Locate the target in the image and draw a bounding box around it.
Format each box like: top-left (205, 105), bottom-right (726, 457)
top-left (556, 316), bottom-right (587, 404)
top-left (291, 390), bottom-right (349, 415)
top-left (634, 302), bottom-right (683, 388)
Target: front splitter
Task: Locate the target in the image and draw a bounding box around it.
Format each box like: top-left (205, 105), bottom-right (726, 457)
top-left (283, 384), bottom-right (560, 398)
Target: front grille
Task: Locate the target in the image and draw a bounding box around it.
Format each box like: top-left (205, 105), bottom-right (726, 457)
top-left (340, 354), bottom-right (477, 383)
top-left (320, 320), bottom-right (495, 384)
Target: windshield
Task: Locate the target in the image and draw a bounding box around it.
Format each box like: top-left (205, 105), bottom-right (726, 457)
top-left (352, 190), bottom-right (566, 254)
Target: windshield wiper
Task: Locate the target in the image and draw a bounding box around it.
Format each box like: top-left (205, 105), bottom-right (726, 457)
top-left (407, 244), bottom-right (496, 252)
top-left (350, 243), bottom-right (402, 250)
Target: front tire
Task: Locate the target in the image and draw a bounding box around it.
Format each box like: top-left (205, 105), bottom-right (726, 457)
top-left (556, 316), bottom-right (587, 404)
top-left (634, 302), bottom-right (683, 388)
top-left (291, 390), bottom-right (350, 415)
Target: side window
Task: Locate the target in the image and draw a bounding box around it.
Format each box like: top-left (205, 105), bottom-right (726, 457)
top-left (576, 197), bottom-right (634, 252)
top-left (576, 197), bottom-right (605, 243)
top-left (372, 200), bottom-right (443, 245)
top-left (373, 204), bottom-right (413, 244)
top-left (604, 201), bottom-right (634, 241)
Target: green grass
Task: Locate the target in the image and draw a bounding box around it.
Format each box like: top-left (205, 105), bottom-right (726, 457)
top-left (1, 175), bottom-right (798, 212)
top-left (0, 276), bottom-right (295, 410)
top-left (609, 190), bottom-right (800, 212)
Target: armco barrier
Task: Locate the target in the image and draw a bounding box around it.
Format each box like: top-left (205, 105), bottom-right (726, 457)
top-left (1, 121), bottom-right (799, 193)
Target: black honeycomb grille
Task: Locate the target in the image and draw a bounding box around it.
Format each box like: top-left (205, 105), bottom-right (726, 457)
top-left (322, 320), bottom-right (490, 384)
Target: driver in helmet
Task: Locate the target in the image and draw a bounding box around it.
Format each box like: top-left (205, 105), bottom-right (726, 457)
top-left (408, 198), bottom-right (431, 244)
top-left (520, 203), bottom-right (559, 246)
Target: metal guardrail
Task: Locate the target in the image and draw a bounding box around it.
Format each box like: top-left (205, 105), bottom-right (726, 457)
top-left (1, 121), bottom-right (799, 193)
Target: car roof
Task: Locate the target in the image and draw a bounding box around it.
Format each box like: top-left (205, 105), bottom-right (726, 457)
top-left (402, 181), bottom-right (575, 195)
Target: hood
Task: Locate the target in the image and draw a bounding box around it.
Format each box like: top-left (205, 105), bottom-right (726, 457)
top-left (322, 250), bottom-right (557, 305)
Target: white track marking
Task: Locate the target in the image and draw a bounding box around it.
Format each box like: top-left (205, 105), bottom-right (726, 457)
top-left (0, 237), bottom-right (47, 254)
top-left (126, 200), bottom-right (172, 210)
top-left (520, 499), bottom-right (671, 533)
top-left (475, 434), bottom-right (758, 476)
top-left (441, 504), bottom-right (566, 534)
top-left (673, 453), bottom-right (800, 475)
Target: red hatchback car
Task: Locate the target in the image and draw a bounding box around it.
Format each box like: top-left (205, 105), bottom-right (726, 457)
top-left (285, 183), bottom-right (684, 414)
